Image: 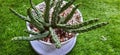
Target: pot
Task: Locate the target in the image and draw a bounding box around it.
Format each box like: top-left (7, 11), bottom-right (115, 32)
top-left (26, 1), bottom-right (83, 55)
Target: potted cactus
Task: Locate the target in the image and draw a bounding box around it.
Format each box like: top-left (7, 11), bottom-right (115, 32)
top-left (10, 0), bottom-right (108, 54)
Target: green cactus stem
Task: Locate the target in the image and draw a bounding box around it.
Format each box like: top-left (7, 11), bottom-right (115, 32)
top-left (49, 27), bottom-right (61, 48)
top-left (57, 18), bottom-right (99, 29)
top-left (30, 0), bottom-right (49, 26)
top-left (44, 0), bottom-right (51, 23)
top-left (59, 0), bottom-right (76, 14)
top-left (65, 22), bottom-right (108, 33)
top-left (27, 8), bottom-right (45, 31)
top-left (51, 0), bottom-right (63, 26)
top-left (9, 8), bottom-right (30, 22)
top-left (30, 0), bottom-right (44, 22)
top-left (12, 31), bottom-right (49, 41)
top-left (56, 0), bottom-right (64, 23)
top-left (63, 4), bottom-right (80, 24)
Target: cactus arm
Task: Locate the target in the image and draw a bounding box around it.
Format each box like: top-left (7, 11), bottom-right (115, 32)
top-left (59, 0), bottom-right (76, 14)
top-left (51, 5), bottom-right (58, 26)
top-left (24, 29), bottom-right (39, 35)
top-left (29, 0), bottom-right (43, 18)
top-left (29, 0), bottom-right (45, 24)
top-left (30, 0), bottom-right (50, 27)
top-left (49, 27), bottom-right (61, 48)
top-left (53, 0), bottom-right (63, 23)
top-left (12, 31), bottom-right (49, 41)
top-left (12, 37), bottom-right (31, 41)
top-left (65, 22), bottom-right (108, 33)
top-left (57, 18), bottom-right (99, 29)
top-left (9, 8), bottom-right (30, 22)
top-left (36, 17), bottom-right (51, 27)
top-left (27, 8), bottom-right (44, 31)
top-left (56, 24), bottom-right (69, 29)
top-left (44, 0), bottom-right (51, 23)
top-left (51, 0), bottom-right (63, 26)
top-left (63, 4), bottom-right (80, 24)
top-left (32, 15), bottom-right (45, 31)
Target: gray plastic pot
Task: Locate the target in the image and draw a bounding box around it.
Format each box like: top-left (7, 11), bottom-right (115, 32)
top-left (26, 1), bottom-right (83, 55)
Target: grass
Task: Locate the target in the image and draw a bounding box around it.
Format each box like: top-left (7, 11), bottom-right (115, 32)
top-left (0, 0), bottom-right (120, 55)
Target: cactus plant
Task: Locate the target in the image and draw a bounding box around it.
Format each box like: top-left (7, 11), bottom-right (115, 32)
top-left (10, 0), bottom-right (108, 48)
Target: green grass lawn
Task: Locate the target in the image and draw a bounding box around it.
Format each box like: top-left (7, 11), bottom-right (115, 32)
top-left (0, 0), bottom-right (120, 55)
